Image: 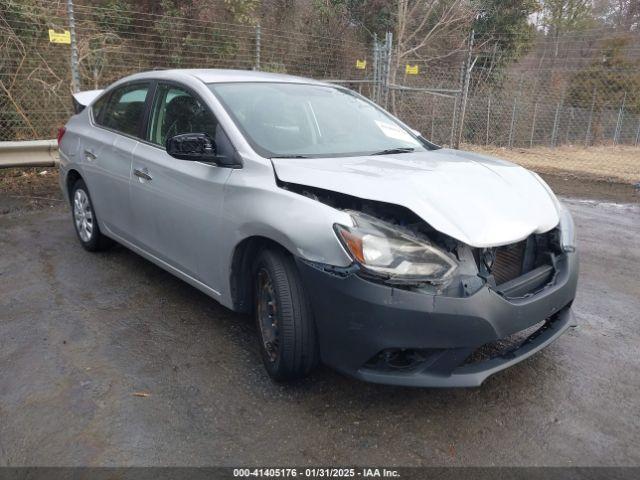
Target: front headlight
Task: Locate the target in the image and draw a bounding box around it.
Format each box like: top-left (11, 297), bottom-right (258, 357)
top-left (529, 171), bottom-right (576, 253)
top-left (558, 202), bottom-right (576, 252)
top-left (334, 212), bottom-right (457, 284)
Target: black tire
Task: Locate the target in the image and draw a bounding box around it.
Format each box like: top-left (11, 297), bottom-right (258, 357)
top-left (253, 248), bottom-right (319, 381)
top-left (70, 178), bottom-right (113, 252)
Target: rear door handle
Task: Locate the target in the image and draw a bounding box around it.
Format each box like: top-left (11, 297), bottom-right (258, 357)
top-left (134, 167), bottom-right (152, 181)
top-left (84, 149), bottom-right (96, 160)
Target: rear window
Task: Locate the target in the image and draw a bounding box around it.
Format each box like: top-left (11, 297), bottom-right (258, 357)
top-left (98, 83), bottom-right (150, 137)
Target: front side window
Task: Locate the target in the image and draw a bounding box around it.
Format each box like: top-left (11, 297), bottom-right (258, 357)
top-left (208, 82), bottom-right (427, 158)
top-left (148, 84), bottom-right (218, 147)
top-left (99, 83), bottom-right (150, 137)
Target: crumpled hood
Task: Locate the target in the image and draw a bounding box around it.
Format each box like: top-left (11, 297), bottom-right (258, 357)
top-left (272, 148), bottom-right (560, 248)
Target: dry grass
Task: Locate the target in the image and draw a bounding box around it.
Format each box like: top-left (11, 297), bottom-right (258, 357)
top-left (0, 167), bottom-right (63, 213)
top-left (0, 167), bottom-right (59, 195)
top-left (466, 145), bottom-right (640, 184)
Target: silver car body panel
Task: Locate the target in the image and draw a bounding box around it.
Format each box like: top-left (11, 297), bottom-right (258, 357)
top-left (271, 149), bottom-right (561, 248)
top-left (59, 69), bottom-right (562, 311)
top-left (128, 141), bottom-right (232, 282)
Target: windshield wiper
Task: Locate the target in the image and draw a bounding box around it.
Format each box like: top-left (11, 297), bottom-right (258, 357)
top-left (371, 147), bottom-right (415, 155)
top-left (271, 154), bottom-right (310, 159)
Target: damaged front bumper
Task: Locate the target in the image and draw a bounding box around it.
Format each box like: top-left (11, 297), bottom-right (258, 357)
top-left (295, 250), bottom-right (578, 388)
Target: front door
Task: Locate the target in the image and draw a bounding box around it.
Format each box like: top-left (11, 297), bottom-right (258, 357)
top-left (130, 83), bottom-right (234, 288)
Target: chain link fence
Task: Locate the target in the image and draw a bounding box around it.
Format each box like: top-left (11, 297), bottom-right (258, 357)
top-left (382, 40), bottom-right (640, 151)
top-left (1, 0), bottom-right (639, 182)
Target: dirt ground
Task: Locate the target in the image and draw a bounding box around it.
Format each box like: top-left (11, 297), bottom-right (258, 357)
top-left (1, 164), bottom-right (639, 467)
top-left (0, 167), bottom-right (64, 214)
top-left (467, 145), bottom-right (640, 185)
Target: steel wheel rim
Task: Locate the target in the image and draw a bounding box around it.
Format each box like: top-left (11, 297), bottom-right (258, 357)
top-left (73, 189), bottom-right (94, 242)
top-left (257, 268), bottom-right (279, 363)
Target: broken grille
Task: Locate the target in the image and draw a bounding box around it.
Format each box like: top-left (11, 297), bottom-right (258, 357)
top-left (492, 241), bottom-right (526, 285)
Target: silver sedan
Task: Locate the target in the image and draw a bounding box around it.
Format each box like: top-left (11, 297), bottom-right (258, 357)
top-left (58, 69), bottom-right (578, 387)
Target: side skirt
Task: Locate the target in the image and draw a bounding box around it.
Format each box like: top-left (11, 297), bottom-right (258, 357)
top-left (102, 226), bottom-right (223, 301)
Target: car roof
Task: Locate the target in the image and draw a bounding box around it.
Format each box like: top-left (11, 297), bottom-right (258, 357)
top-left (120, 68), bottom-right (331, 86)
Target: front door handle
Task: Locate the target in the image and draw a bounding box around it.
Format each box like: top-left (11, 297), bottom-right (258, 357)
top-left (84, 149), bottom-right (97, 160)
top-left (134, 168), bottom-right (152, 181)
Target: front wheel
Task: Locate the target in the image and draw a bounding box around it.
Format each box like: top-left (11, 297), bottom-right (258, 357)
top-left (71, 178), bottom-right (113, 251)
top-left (253, 248), bottom-right (319, 382)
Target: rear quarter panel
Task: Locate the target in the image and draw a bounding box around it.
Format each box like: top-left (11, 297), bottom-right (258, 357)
top-left (57, 110), bottom-right (89, 202)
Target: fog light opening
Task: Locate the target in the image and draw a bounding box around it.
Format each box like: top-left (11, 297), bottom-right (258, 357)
top-left (364, 348), bottom-right (441, 372)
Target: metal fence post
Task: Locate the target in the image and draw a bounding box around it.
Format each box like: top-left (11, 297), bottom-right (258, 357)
top-left (585, 87), bottom-right (596, 146)
top-left (378, 33), bottom-right (385, 106)
top-left (379, 33), bottom-right (387, 107)
top-left (450, 96), bottom-right (458, 147)
top-left (613, 91), bottom-right (626, 145)
top-left (508, 96), bottom-right (518, 148)
top-left (372, 33), bottom-right (378, 103)
top-left (254, 23), bottom-right (261, 70)
top-left (530, 102), bottom-right (538, 148)
top-left (66, 0), bottom-right (80, 93)
top-left (566, 107), bottom-right (574, 144)
top-left (635, 116), bottom-right (640, 147)
top-left (383, 32), bottom-right (393, 109)
top-left (455, 30), bottom-right (474, 149)
top-left (431, 98), bottom-right (436, 142)
top-left (551, 101), bottom-right (561, 147)
top-left (451, 51), bottom-right (465, 146)
top-left (485, 96), bottom-right (491, 146)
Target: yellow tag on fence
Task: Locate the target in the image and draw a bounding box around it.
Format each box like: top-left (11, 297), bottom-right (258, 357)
top-left (405, 64), bottom-right (419, 75)
top-left (48, 29), bottom-right (71, 44)
top-left (355, 59), bottom-right (367, 70)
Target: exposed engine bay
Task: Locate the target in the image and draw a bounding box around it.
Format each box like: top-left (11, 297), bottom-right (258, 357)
top-left (281, 180), bottom-right (564, 299)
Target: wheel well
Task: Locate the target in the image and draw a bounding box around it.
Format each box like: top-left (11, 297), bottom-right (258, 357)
top-left (230, 236), bottom-right (292, 314)
top-left (66, 169), bottom-right (82, 203)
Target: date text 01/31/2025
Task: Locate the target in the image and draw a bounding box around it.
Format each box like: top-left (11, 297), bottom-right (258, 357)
top-left (233, 468), bottom-right (401, 478)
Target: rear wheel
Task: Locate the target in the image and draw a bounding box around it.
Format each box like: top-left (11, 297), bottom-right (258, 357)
top-left (253, 248), bottom-right (319, 381)
top-left (71, 178), bottom-right (113, 251)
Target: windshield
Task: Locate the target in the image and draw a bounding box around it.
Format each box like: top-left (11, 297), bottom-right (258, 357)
top-left (208, 82), bottom-right (427, 158)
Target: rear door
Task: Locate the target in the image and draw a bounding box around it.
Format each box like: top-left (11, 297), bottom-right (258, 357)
top-left (83, 82), bottom-right (152, 240)
top-left (130, 82), bottom-right (234, 286)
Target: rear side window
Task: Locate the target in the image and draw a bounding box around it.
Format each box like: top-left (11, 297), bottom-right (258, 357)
top-left (91, 94), bottom-right (109, 122)
top-left (99, 83), bottom-right (150, 137)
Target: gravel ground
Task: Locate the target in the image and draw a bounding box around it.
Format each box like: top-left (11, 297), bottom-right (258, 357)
top-left (0, 171), bottom-right (639, 467)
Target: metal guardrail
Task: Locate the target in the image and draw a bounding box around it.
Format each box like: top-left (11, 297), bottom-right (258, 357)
top-left (0, 140), bottom-right (59, 168)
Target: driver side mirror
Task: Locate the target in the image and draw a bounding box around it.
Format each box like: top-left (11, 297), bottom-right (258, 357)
top-left (166, 133), bottom-right (218, 162)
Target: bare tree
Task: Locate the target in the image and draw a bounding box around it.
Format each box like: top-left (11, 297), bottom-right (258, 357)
top-left (390, 0), bottom-right (472, 113)
top-left (0, 15), bottom-right (68, 139)
top-left (77, 32), bottom-right (124, 89)
top-left (540, 0), bottom-right (595, 56)
top-left (593, 0), bottom-right (640, 31)
top-left (0, 17), bottom-right (36, 138)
